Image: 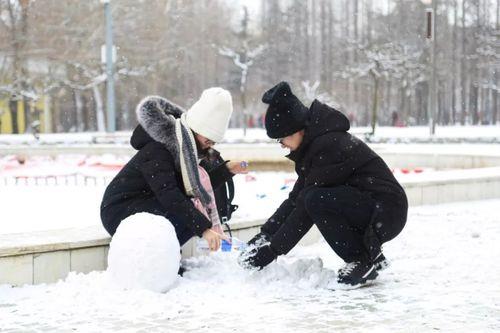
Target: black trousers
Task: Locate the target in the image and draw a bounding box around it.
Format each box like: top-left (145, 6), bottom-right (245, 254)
top-left (101, 197), bottom-right (194, 246)
top-left (304, 185), bottom-right (407, 262)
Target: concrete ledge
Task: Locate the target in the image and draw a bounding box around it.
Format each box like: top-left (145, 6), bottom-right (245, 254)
top-left (0, 226), bottom-right (111, 286)
top-left (0, 226), bottom-right (111, 258)
top-left (380, 153), bottom-right (500, 170)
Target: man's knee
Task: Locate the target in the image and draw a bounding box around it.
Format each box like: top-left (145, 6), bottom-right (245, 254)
top-left (303, 187), bottom-right (320, 216)
top-left (303, 186), bottom-right (345, 219)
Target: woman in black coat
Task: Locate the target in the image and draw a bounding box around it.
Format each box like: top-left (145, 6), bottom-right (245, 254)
top-left (240, 82), bottom-right (408, 287)
top-left (101, 91), bottom-right (246, 251)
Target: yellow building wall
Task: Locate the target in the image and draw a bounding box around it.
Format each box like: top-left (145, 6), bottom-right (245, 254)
top-left (0, 100), bottom-right (12, 133)
top-left (0, 98), bottom-right (47, 134)
top-left (36, 97), bottom-right (46, 133)
top-left (17, 100), bottom-right (25, 133)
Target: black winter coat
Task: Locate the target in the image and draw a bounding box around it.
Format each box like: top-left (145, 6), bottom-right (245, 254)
top-left (100, 97), bottom-right (234, 237)
top-left (261, 100), bottom-right (408, 254)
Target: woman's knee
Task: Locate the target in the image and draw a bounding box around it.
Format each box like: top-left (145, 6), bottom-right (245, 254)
top-left (101, 211), bottom-right (119, 236)
top-left (103, 221), bottom-right (119, 236)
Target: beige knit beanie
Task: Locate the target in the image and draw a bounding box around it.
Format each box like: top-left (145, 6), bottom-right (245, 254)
top-left (185, 87), bottom-right (233, 142)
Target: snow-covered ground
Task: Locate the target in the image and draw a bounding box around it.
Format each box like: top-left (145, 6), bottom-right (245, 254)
top-left (1, 199), bottom-right (499, 332)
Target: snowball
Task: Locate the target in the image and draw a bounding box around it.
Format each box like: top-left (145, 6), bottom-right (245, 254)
top-left (107, 213), bottom-right (181, 293)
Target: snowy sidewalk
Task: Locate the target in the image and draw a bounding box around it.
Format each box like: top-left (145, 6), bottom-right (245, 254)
top-left (1, 199), bottom-right (500, 332)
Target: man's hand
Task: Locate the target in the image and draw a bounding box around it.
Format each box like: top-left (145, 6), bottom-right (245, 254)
top-left (227, 161), bottom-right (249, 175)
top-left (202, 228), bottom-right (228, 251)
top-left (248, 231), bottom-right (271, 247)
top-left (238, 244), bottom-right (277, 270)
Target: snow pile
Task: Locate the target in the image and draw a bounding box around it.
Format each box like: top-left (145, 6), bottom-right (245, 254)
top-left (107, 213), bottom-right (181, 293)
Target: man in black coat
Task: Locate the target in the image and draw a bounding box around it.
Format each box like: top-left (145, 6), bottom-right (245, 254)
top-left (240, 82), bottom-right (408, 287)
top-left (101, 89), bottom-right (247, 253)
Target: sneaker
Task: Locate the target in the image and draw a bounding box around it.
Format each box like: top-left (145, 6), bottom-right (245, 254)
top-left (337, 261), bottom-right (378, 286)
top-left (373, 252), bottom-right (390, 271)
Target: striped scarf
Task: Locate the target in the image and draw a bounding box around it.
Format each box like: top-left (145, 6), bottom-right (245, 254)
top-left (174, 113), bottom-right (212, 206)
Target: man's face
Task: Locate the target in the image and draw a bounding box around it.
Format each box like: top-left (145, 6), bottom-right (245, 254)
top-left (277, 130), bottom-right (305, 151)
top-left (194, 133), bottom-right (215, 157)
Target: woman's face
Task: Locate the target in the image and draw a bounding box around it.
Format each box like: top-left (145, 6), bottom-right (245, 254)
top-left (194, 133), bottom-right (215, 156)
top-left (277, 130), bottom-right (305, 151)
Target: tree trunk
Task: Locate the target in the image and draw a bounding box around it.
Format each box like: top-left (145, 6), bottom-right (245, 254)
top-left (370, 71), bottom-right (380, 135)
top-left (400, 86), bottom-right (407, 125)
top-left (386, 79), bottom-right (392, 119)
top-left (353, 0), bottom-right (359, 118)
top-left (327, 0), bottom-right (334, 92)
top-left (494, 0), bottom-right (500, 124)
top-left (470, 84), bottom-right (479, 124)
top-left (494, 90), bottom-right (498, 125)
top-left (75, 89), bottom-right (84, 132)
top-left (303, 1), bottom-right (310, 80)
top-left (344, 0), bottom-right (350, 109)
top-left (461, 0), bottom-right (467, 124)
top-left (366, 0), bottom-right (373, 45)
top-left (43, 94), bottom-right (52, 133)
top-left (452, 0), bottom-right (458, 124)
top-left (9, 100), bottom-right (19, 134)
top-left (311, 0), bottom-right (317, 80)
top-left (93, 85), bottom-right (106, 132)
top-left (470, 0), bottom-right (481, 125)
top-left (20, 1), bottom-right (30, 133)
top-left (320, 0), bottom-right (328, 87)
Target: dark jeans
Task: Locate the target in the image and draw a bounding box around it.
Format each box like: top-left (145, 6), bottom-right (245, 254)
top-left (102, 197), bottom-right (195, 246)
top-left (304, 185), bottom-right (407, 262)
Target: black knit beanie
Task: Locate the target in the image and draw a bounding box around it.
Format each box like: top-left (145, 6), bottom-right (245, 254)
top-left (262, 81), bottom-right (309, 139)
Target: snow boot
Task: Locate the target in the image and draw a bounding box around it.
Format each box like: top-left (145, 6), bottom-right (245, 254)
top-left (373, 252), bottom-right (390, 271)
top-left (337, 261), bottom-right (378, 287)
top-left (178, 266), bottom-right (186, 277)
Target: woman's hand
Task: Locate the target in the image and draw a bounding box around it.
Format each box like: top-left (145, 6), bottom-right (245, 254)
top-left (227, 161), bottom-right (249, 175)
top-left (202, 228), bottom-right (228, 251)
top-left (211, 223), bottom-right (224, 236)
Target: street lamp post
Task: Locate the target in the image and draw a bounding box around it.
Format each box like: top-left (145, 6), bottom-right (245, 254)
top-left (421, 0), bottom-right (438, 135)
top-left (102, 0), bottom-right (116, 132)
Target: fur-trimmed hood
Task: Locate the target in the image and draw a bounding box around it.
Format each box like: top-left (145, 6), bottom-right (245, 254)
top-left (131, 96), bottom-right (185, 156)
top-left (132, 95), bottom-right (213, 206)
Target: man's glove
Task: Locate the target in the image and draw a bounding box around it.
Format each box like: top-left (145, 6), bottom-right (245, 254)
top-left (238, 244), bottom-right (277, 270)
top-left (247, 231), bottom-right (271, 247)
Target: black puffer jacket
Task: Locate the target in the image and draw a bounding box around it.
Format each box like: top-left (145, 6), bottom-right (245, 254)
top-left (261, 100), bottom-right (408, 254)
top-left (100, 96), bottom-right (233, 236)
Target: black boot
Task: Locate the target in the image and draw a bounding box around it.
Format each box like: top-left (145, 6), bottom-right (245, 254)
top-left (373, 252), bottom-right (390, 271)
top-left (337, 261), bottom-right (378, 286)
